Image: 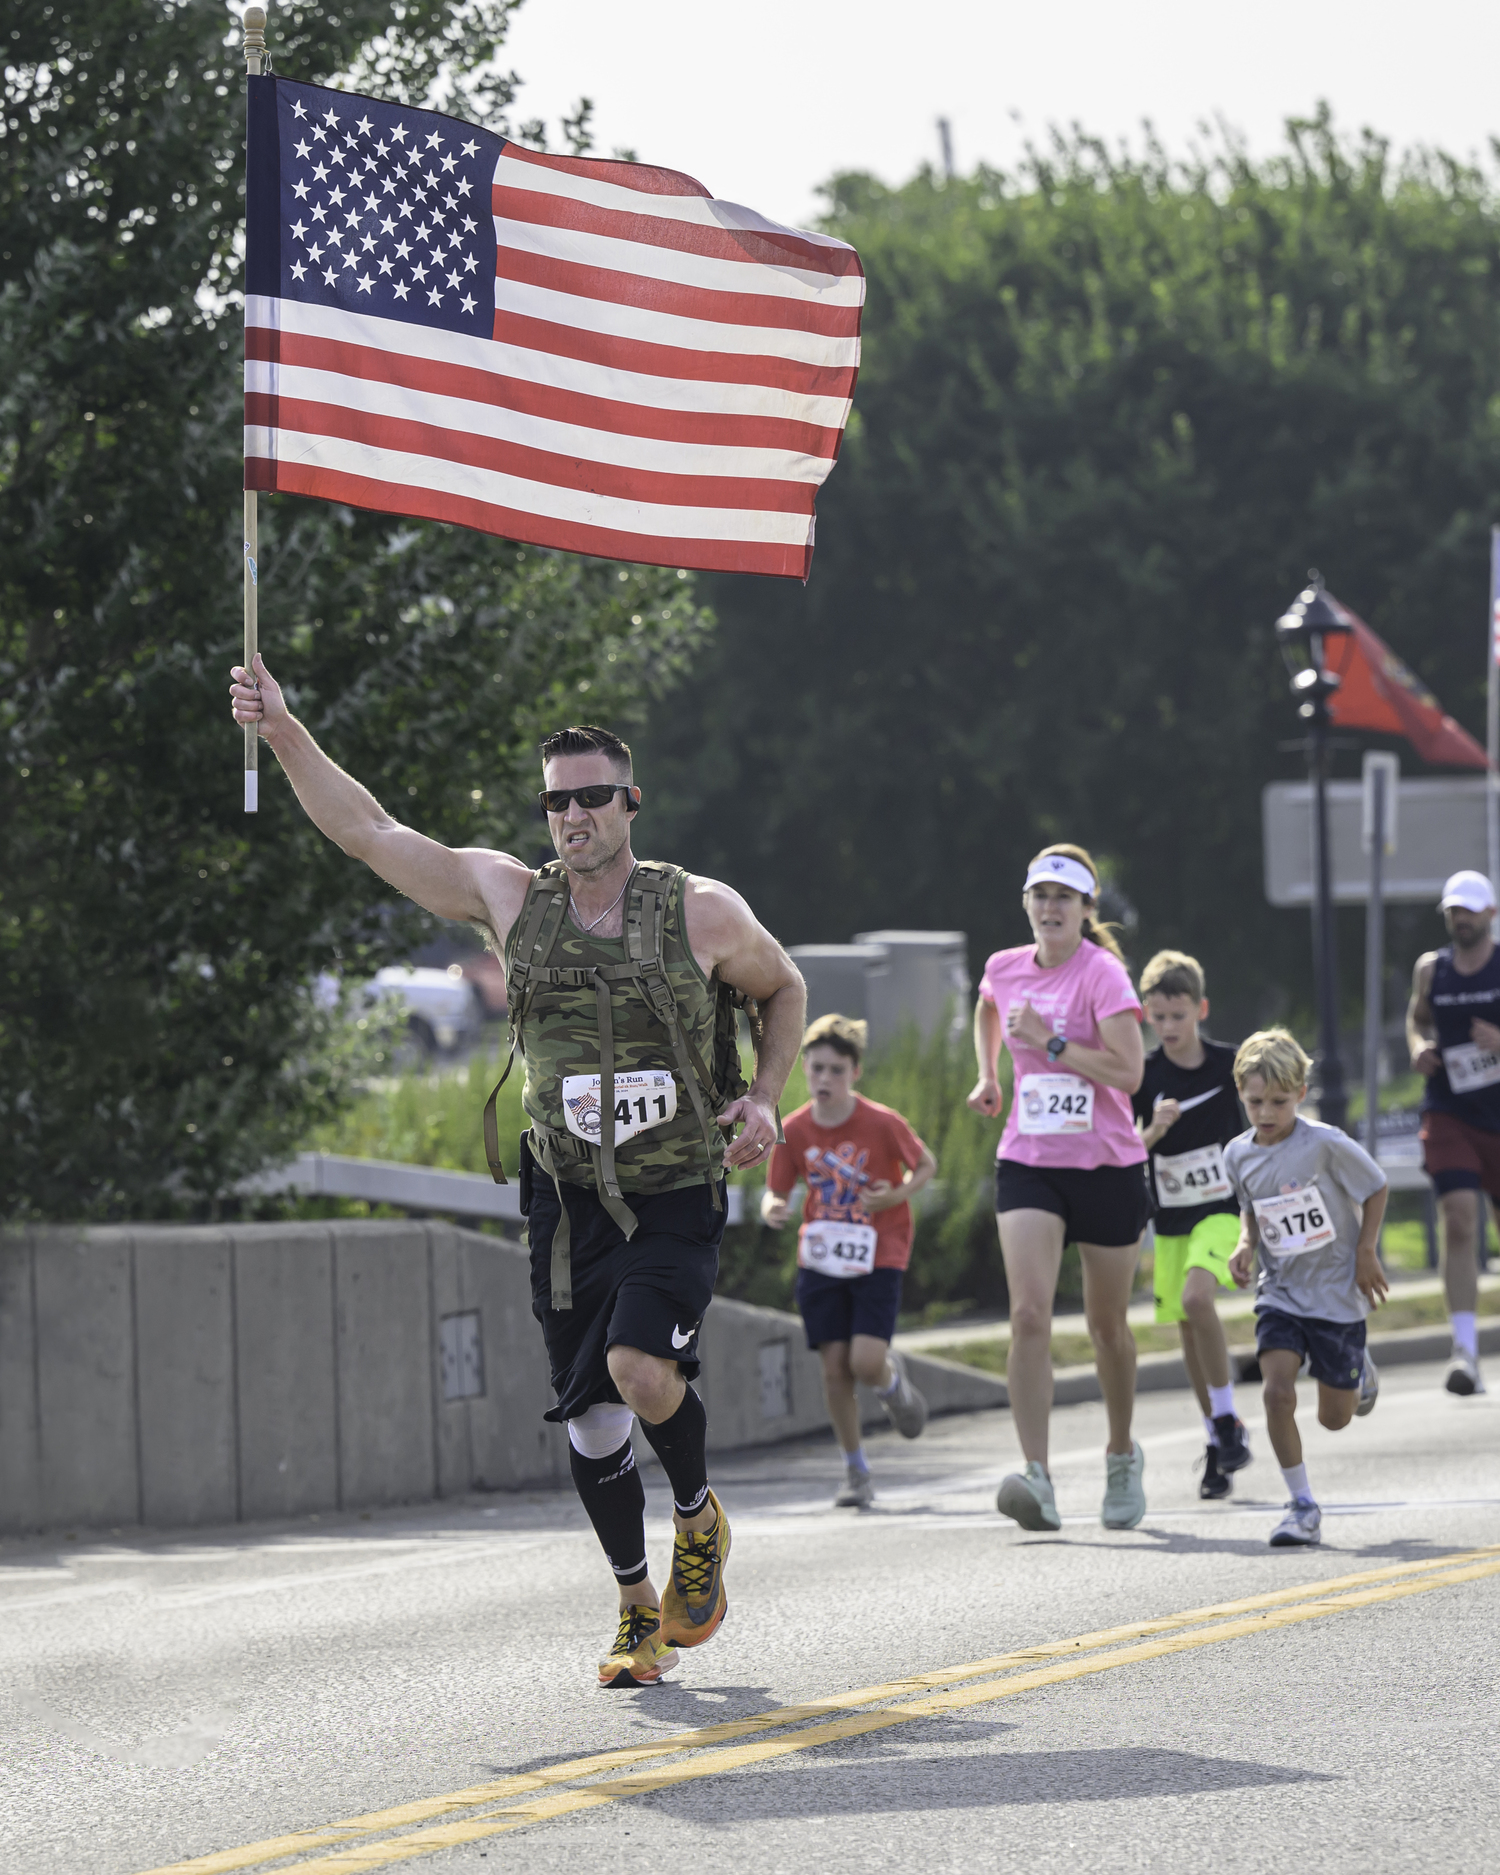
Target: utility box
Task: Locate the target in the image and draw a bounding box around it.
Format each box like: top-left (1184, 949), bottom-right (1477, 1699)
top-left (789, 931), bottom-right (970, 1052)
top-left (854, 929), bottom-right (971, 1046)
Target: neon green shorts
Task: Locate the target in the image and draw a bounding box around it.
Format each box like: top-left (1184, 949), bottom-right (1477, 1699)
top-left (1153, 1212), bottom-right (1240, 1324)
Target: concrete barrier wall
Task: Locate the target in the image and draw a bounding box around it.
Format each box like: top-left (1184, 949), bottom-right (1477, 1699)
top-left (0, 1222), bottom-right (1003, 1536)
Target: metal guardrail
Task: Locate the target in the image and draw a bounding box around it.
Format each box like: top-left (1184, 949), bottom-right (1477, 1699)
top-left (242, 1151), bottom-right (746, 1226)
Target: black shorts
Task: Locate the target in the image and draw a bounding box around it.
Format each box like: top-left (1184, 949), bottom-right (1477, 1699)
top-left (796, 1266), bottom-right (904, 1348)
top-left (522, 1135), bottom-right (725, 1424)
top-left (994, 1159), bottom-right (1150, 1248)
top-left (1255, 1306), bottom-right (1367, 1391)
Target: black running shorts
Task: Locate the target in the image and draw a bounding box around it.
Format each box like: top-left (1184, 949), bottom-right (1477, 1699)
top-left (522, 1135), bottom-right (725, 1423)
top-left (994, 1159), bottom-right (1150, 1248)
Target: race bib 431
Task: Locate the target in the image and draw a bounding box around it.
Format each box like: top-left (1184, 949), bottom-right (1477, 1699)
top-left (1155, 1143), bottom-right (1232, 1208)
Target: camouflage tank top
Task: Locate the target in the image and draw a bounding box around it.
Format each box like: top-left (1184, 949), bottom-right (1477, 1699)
top-left (505, 867), bottom-right (726, 1195)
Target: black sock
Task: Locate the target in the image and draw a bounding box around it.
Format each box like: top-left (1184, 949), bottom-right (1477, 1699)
top-left (569, 1439), bottom-right (648, 1586)
top-left (639, 1385), bottom-right (711, 1518)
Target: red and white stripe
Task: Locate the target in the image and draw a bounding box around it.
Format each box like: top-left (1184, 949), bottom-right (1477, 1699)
top-left (245, 146), bottom-right (863, 578)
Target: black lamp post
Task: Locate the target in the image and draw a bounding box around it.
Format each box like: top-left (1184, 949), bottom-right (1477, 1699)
top-left (1276, 573), bottom-right (1355, 1132)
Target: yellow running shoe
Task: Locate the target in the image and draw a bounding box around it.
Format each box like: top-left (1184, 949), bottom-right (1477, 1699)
top-left (658, 1489), bottom-right (731, 1648)
top-left (598, 1604), bottom-right (678, 1689)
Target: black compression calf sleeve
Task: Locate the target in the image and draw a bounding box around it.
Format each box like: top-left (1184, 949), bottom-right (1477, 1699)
top-left (638, 1385), bottom-right (710, 1518)
top-left (568, 1439), bottom-right (648, 1586)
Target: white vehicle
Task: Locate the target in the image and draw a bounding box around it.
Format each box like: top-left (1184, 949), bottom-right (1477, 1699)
top-left (367, 964), bottom-right (484, 1059)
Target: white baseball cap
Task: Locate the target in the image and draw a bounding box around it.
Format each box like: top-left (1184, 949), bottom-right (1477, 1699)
top-left (1023, 854), bottom-right (1097, 898)
top-left (1439, 869), bottom-right (1495, 913)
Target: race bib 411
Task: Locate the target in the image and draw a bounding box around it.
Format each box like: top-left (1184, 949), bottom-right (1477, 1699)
top-left (562, 1070), bottom-right (677, 1146)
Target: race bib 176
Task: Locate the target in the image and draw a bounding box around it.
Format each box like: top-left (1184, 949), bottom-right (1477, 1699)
top-left (1252, 1183), bottom-right (1336, 1257)
top-left (561, 1070), bottom-right (677, 1146)
top-left (1016, 1073), bottom-right (1095, 1134)
top-left (797, 1219), bottom-right (878, 1279)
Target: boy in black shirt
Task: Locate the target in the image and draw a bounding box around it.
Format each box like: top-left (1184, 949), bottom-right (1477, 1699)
top-left (1133, 951), bottom-right (1252, 1498)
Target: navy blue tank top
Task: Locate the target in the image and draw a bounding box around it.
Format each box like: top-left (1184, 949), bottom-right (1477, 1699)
top-left (1422, 944), bottom-right (1500, 1132)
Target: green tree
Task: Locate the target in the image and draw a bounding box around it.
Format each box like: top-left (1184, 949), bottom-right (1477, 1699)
top-left (1, 0), bottom-right (711, 1220)
top-left (637, 117), bottom-right (1500, 1039)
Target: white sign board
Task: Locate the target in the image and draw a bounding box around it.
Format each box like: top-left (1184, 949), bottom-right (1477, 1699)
top-left (1262, 777), bottom-right (1490, 906)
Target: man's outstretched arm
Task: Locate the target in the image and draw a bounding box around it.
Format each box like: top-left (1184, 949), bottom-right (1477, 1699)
top-left (229, 653), bottom-right (528, 931)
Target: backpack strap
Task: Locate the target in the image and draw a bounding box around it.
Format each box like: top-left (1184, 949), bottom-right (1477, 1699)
top-left (625, 863), bottom-right (725, 1212)
top-left (482, 865), bottom-right (571, 1185)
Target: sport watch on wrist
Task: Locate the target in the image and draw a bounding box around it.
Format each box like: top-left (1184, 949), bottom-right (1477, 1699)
top-left (1046, 1035), bottom-right (1067, 1063)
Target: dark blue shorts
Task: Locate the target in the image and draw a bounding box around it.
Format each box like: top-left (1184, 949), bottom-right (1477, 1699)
top-left (796, 1266), bottom-right (904, 1349)
top-left (1255, 1306), bottom-right (1367, 1391)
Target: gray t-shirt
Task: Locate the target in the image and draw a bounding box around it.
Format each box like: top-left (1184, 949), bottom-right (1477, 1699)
top-left (1223, 1115), bottom-right (1387, 1324)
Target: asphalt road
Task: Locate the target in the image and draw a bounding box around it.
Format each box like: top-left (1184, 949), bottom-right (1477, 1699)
top-left (3, 1359), bottom-right (1497, 1875)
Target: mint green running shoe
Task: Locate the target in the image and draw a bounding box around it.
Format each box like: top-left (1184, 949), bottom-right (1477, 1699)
top-left (1101, 1442), bottom-right (1146, 1529)
top-left (996, 1461), bottom-right (1061, 1531)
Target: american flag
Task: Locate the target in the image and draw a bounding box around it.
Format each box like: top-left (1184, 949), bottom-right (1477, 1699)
top-left (244, 78), bottom-right (863, 579)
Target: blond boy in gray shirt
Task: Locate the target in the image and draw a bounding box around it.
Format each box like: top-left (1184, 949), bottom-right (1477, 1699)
top-left (1225, 1029), bottom-right (1389, 1547)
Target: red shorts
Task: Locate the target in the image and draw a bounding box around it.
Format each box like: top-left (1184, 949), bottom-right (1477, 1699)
top-left (1420, 1108), bottom-right (1500, 1198)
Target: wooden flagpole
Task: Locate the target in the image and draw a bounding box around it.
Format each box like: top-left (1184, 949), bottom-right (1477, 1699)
top-left (242, 6), bottom-right (267, 813)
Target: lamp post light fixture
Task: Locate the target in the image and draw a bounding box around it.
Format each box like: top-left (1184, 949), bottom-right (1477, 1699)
top-left (1275, 572), bottom-right (1356, 1132)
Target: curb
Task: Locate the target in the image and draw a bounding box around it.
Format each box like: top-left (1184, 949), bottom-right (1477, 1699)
top-left (937, 1319), bottom-right (1500, 1411)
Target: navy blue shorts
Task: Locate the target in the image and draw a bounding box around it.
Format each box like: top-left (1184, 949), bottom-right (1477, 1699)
top-left (796, 1266), bottom-right (904, 1349)
top-left (1255, 1306), bottom-right (1367, 1391)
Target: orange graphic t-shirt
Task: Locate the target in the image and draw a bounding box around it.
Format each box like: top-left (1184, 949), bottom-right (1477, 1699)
top-left (767, 1095), bottom-right (928, 1272)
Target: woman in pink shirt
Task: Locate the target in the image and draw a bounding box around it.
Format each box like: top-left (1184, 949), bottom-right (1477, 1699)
top-left (968, 843), bottom-right (1149, 1534)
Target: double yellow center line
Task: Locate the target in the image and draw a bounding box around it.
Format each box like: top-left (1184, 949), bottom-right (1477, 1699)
top-left (142, 1544), bottom-right (1500, 1875)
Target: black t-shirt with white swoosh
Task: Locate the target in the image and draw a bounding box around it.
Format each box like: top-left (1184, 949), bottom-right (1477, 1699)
top-left (1131, 1039), bottom-right (1246, 1232)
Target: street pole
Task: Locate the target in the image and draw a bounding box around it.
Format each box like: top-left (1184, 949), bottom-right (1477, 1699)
top-left (1310, 690), bottom-right (1348, 1130)
top-left (1488, 524), bottom-right (1499, 927)
top-left (1362, 756), bottom-right (1390, 1160)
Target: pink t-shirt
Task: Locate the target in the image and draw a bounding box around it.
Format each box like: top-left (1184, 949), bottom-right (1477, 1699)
top-left (978, 941), bottom-right (1146, 1170)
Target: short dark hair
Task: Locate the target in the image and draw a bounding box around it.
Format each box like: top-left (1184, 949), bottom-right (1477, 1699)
top-left (538, 724), bottom-right (633, 779)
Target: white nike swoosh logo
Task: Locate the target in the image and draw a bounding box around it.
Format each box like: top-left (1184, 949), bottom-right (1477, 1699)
top-left (1171, 1088), bottom-right (1223, 1114)
top-left (671, 1325), bottom-right (693, 1349)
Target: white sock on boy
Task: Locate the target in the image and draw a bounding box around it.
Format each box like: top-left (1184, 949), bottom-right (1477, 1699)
top-left (1208, 1382), bottom-right (1236, 1418)
top-left (1451, 1311), bottom-right (1478, 1360)
top-left (1280, 1462), bottom-right (1311, 1503)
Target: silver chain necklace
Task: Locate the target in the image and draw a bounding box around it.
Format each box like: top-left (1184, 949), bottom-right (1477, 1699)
top-left (570, 876), bottom-right (629, 933)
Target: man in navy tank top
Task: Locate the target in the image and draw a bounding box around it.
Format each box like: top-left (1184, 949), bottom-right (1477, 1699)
top-left (1407, 869), bottom-right (1500, 1395)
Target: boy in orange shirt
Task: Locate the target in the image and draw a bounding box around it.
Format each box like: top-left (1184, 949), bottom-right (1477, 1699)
top-left (762, 1014), bottom-right (938, 1507)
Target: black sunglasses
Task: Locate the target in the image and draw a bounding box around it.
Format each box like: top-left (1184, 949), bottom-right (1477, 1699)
top-left (537, 783), bottom-right (639, 813)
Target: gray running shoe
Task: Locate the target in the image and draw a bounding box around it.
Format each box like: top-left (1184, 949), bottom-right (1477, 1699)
top-left (1444, 1346), bottom-right (1486, 1396)
top-left (834, 1463), bottom-right (875, 1509)
top-left (996, 1461), bottom-right (1061, 1531)
top-left (1101, 1442), bottom-right (1147, 1529)
top-left (879, 1349), bottom-right (929, 1439)
top-left (1269, 1497), bottom-right (1322, 1546)
top-left (1355, 1348), bottom-right (1380, 1417)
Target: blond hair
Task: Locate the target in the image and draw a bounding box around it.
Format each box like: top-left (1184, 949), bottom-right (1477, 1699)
top-left (1141, 949), bottom-right (1205, 1003)
top-left (1233, 1028), bottom-right (1311, 1094)
top-left (1027, 842), bottom-right (1127, 964)
top-left (801, 1012), bottom-right (868, 1066)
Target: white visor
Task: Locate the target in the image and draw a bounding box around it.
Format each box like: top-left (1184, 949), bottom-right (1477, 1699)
top-left (1023, 854), bottom-right (1097, 898)
top-left (1439, 869), bottom-right (1495, 914)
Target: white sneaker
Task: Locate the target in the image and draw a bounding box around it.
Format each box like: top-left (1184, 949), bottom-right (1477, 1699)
top-left (1444, 1346), bottom-right (1486, 1396)
top-left (996, 1461), bottom-right (1061, 1531)
top-left (833, 1463), bottom-right (875, 1509)
top-left (1101, 1442), bottom-right (1147, 1529)
top-left (1355, 1348), bottom-right (1379, 1417)
top-left (1270, 1497), bottom-right (1322, 1547)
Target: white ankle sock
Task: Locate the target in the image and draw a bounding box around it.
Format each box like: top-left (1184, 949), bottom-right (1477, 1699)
top-left (845, 1447), bottom-right (869, 1474)
top-left (1452, 1312), bottom-right (1478, 1359)
top-left (877, 1369), bottom-right (900, 1396)
top-left (1208, 1382), bottom-right (1236, 1418)
top-left (1202, 1415), bottom-right (1218, 1445)
top-left (1280, 1462), bottom-right (1310, 1502)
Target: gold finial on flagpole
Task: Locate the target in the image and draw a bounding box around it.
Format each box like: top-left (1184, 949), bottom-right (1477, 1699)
top-left (242, 7), bottom-right (268, 811)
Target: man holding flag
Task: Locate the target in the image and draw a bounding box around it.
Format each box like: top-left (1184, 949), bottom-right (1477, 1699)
top-left (230, 19), bottom-right (855, 1683)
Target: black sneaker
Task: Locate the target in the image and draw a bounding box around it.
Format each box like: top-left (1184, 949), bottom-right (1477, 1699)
top-left (1212, 1414), bottom-right (1252, 1473)
top-left (1198, 1443), bottom-right (1231, 1500)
